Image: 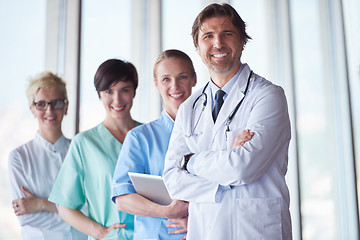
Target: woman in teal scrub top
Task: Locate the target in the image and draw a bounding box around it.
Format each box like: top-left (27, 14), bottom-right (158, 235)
top-left (49, 59), bottom-right (140, 240)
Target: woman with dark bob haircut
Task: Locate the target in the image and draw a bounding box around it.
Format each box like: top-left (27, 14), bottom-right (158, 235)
top-left (49, 59), bottom-right (140, 240)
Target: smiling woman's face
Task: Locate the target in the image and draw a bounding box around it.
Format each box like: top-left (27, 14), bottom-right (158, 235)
top-left (30, 88), bottom-right (68, 133)
top-left (99, 80), bottom-right (135, 121)
top-left (154, 57), bottom-right (196, 120)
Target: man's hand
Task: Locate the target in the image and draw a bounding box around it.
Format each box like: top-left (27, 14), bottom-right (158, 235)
top-left (232, 129), bottom-right (254, 149)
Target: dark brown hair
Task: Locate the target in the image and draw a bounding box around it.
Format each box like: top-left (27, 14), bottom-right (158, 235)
top-left (94, 59), bottom-right (138, 96)
top-left (192, 3), bottom-right (251, 48)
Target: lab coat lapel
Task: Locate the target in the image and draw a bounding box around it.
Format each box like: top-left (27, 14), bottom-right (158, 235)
top-left (213, 65), bottom-right (251, 134)
top-left (185, 86), bottom-right (214, 152)
top-left (203, 84), bottom-right (215, 130)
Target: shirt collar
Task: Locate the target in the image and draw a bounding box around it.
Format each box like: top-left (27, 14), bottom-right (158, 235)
top-left (35, 131), bottom-right (67, 153)
top-left (209, 63), bottom-right (245, 103)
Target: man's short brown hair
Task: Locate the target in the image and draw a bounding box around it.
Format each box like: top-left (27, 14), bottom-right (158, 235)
top-left (192, 3), bottom-right (251, 48)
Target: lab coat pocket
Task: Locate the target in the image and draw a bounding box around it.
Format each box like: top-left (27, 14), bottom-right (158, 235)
top-left (226, 128), bottom-right (243, 150)
top-left (236, 197), bottom-right (282, 239)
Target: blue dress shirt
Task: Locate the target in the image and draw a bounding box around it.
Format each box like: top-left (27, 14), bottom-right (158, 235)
top-left (209, 63), bottom-right (245, 109)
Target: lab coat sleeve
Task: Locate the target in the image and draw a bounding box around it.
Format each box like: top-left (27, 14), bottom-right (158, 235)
top-left (188, 85), bottom-right (291, 186)
top-left (8, 149), bottom-right (39, 226)
top-left (163, 104), bottom-right (220, 203)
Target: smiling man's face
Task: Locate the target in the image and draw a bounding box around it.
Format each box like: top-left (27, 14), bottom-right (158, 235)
top-left (197, 16), bottom-right (244, 76)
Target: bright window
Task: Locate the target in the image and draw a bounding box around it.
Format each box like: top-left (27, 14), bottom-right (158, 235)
top-left (79, 0), bottom-right (132, 131)
top-left (0, 1), bottom-right (46, 239)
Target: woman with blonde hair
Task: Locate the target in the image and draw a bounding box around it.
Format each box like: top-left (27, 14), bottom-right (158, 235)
top-left (8, 71), bottom-right (86, 240)
top-left (111, 50), bottom-right (195, 240)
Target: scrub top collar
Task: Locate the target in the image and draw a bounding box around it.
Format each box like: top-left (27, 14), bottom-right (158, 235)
top-left (98, 123), bottom-right (125, 163)
top-left (99, 121), bottom-right (142, 142)
top-left (161, 110), bottom-right (175, 132)
top-left (98, 121), bottom-right (142, 162)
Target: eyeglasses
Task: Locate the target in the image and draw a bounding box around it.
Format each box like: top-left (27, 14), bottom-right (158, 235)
top-left (32, 99), bottom-right (67, 111)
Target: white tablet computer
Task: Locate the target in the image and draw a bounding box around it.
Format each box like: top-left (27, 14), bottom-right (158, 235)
top-left (128, 172), bottom-right (173, 205)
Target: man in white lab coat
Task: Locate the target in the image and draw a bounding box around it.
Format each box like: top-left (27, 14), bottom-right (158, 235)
top-left (163, 3), bottom-right (292, 240)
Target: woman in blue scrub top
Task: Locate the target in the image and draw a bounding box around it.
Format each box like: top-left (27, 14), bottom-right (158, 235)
top-left (111, 50), bottom-right (196, 240)
top-left (49, 59), bottom-right (140, 240)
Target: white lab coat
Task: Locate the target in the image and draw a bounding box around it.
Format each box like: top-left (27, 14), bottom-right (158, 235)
top-left (163, 64), bottom-right (292, 240)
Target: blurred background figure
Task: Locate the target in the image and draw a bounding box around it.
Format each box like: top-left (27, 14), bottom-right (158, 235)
top-left (8, 71), bottom-right (87, 240)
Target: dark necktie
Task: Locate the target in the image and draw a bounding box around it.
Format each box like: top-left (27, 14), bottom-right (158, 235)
top-left (212, 90), bottom-right (225, 122)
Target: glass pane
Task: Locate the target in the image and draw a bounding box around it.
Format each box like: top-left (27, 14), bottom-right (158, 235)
top-left (0, 1), bottom-right (46, 239)
top-left (80, 0), bottom-right (132, 131)
top-left (343, 0), bottom-right (360, 224)
top-left (290, 0), bottom-right (339, 239)
top-left (162, 0), bottom-right (206, 90)
top-left (231, 0), bottom-right (272, 81)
